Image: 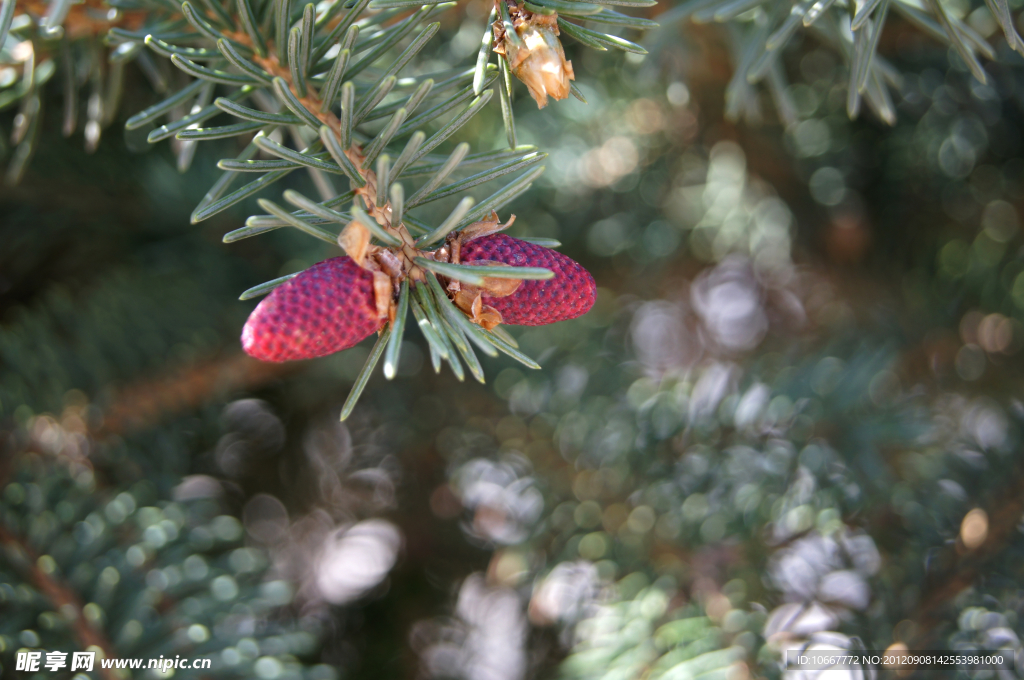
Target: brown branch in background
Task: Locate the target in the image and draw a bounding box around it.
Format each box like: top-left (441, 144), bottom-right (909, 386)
top-left (98, 352), bottom-right (297, 436)
top-left (0, 525), bottom-right (120, 680)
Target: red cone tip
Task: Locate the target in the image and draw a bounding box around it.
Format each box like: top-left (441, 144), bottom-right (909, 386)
top-left (242, 257), bottom-right (382, 362)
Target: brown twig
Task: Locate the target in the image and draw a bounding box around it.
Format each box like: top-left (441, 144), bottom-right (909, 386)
top-left (98, 351), bottom-right (298, 436)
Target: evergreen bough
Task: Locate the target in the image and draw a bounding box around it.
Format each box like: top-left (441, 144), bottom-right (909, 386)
top-left (5, 0), bottom-right (1024, 676)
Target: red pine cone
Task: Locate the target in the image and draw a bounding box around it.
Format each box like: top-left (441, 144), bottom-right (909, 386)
top-left (242, 257), bottom-right (383, 362)
top-left (460, 234), bottom-right (596, 325)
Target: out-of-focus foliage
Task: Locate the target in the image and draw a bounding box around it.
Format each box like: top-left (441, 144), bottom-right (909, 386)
top-left (397, 20), bottom-right (1024, 674)
top-left (0, 407), bottom-right (337, 679)
top-left (6, 0), bottom-right (1024, 677)
top-left (417, 123), bottom-right (1024, 675)
top-left (652, 0), bottom-right (1024, 126)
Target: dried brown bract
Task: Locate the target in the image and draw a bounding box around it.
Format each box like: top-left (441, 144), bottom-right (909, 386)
top-left (492, 2), bottom-right (575, 108)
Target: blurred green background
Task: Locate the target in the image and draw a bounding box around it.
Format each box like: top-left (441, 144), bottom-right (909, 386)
top-left (5, 2), bottom-right (1024, 678)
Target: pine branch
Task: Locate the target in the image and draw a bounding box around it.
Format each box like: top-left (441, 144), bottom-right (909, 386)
top-left (659, 0), bottom-right (1014, 124)
top-left (0, 0), bottom-right (155, 182)
top-left (16, 0), bottom-right (148, 40)
top-left (168, 22), bottom-right (414, 241)
top-left (103, 0), bottom-right (611, 415)
top-left (0, 525), bottom-right (120, 680)
top-left (0, 422), bottom-right (334, 679)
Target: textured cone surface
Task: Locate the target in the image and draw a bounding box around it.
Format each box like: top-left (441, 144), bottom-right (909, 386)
top-left (461, 235), bottom-right (596, 325)
top-left (242, 257), bottom-right (382, 362)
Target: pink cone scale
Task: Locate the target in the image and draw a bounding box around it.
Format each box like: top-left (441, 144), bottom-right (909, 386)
top-left (242, 257), bottom-right (383, 362)
top-left (460, 234), bottom-right (596, 325)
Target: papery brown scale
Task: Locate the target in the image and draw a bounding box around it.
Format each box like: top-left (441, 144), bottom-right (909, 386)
top-left (498, 14), bottom-right (575, 109)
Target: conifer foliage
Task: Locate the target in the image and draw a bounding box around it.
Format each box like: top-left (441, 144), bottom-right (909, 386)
top-left (6, 0), bottom-right (1024, 677)
top-left (1, 0), bottom-right (656, 414)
